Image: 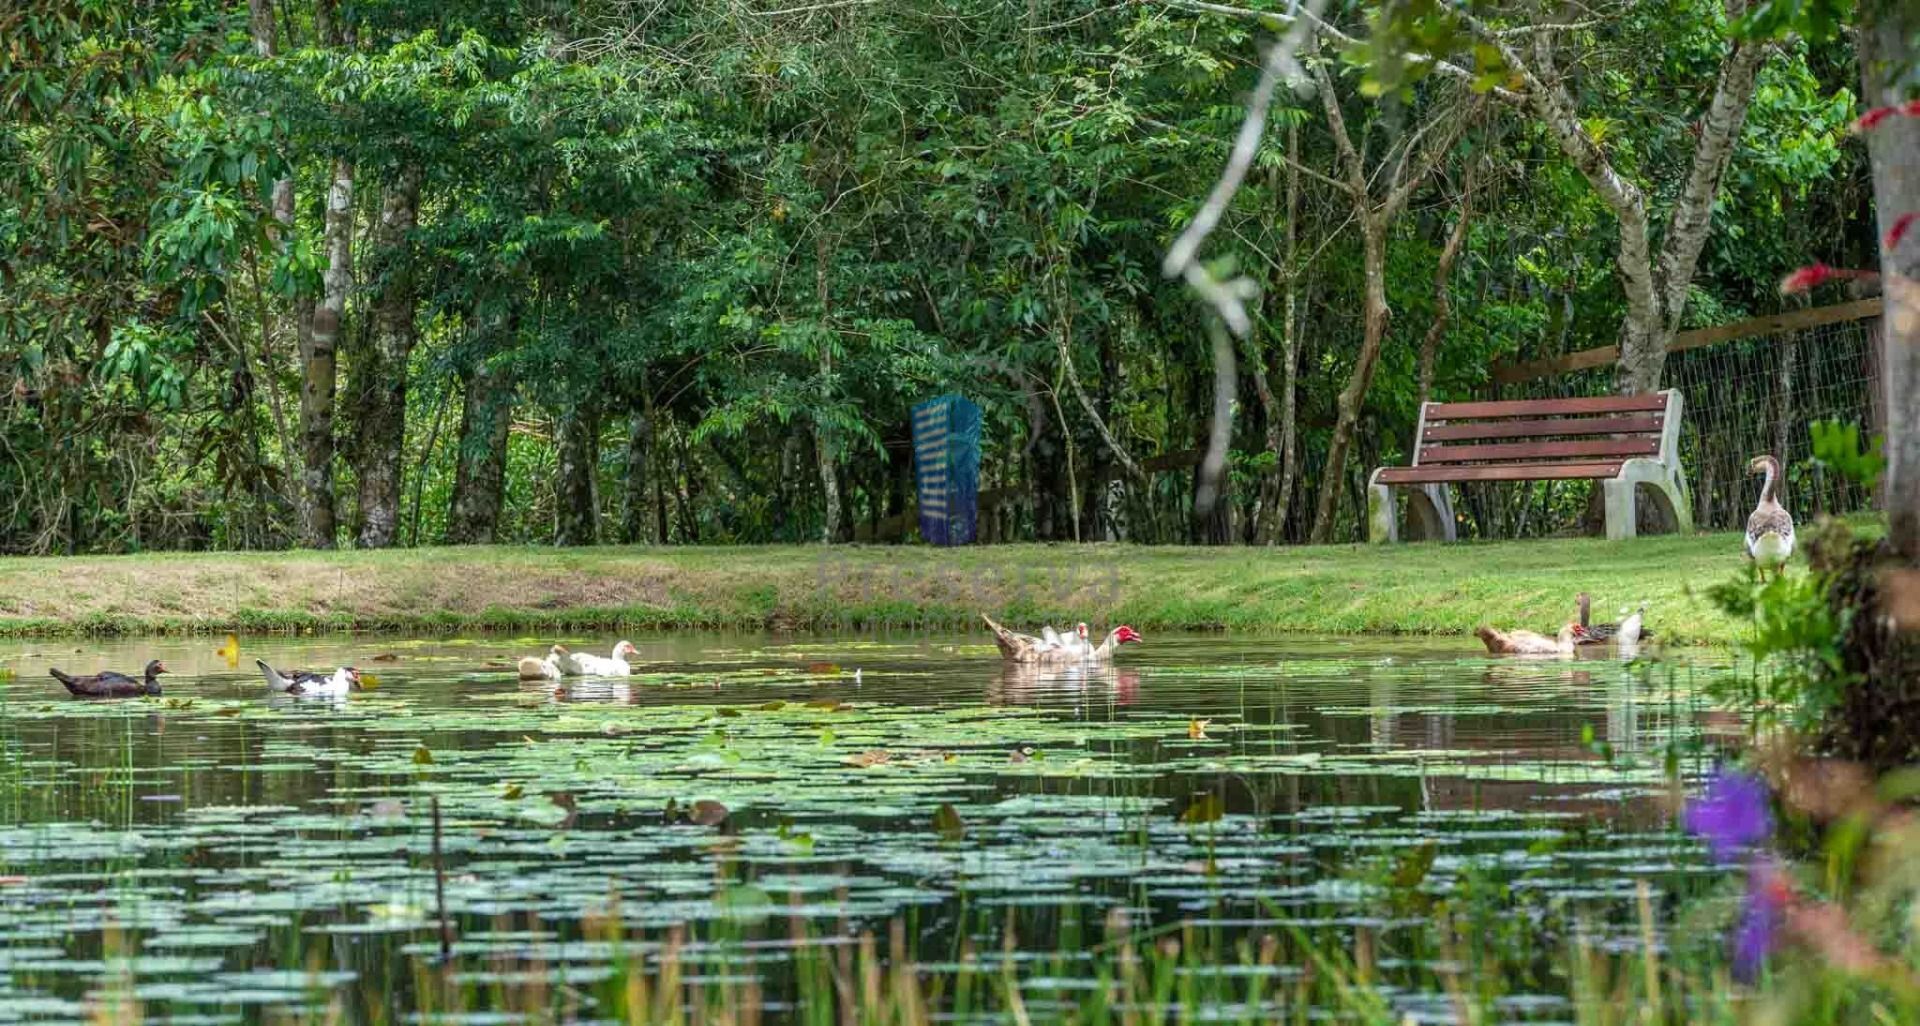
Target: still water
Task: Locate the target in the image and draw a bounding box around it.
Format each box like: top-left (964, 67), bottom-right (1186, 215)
top-left (0, 630), bottom-right (1736, 1022)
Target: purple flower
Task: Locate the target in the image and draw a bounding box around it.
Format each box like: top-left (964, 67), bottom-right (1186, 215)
top-left (1733, 857), bottom-right (1790, 983)
top-left (1683, 769), bottom-right (1773, 863)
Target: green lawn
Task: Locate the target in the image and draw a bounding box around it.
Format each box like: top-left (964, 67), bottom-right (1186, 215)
top-left (0, 531), bottom-right (1770, 641)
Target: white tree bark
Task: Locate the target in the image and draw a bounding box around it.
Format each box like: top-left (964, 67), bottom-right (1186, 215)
top-left (1861, 1), bottom-right (1920, 560)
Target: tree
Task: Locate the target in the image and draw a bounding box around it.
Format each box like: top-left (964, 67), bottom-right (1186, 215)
top-left (1305, 61), bottom-right (1476, 544)
top-left (1856, 1), bottom-right (1918, 560)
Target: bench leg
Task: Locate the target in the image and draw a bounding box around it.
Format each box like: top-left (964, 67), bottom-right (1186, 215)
top-left (1603, 478), bottom-right (1636, 541)
top-left (1368, 481), bottom-right (1397, 544)
top-left (1414, 484), bottom-right (1457, 542)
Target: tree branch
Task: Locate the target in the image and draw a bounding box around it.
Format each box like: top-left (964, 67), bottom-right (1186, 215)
top-left (1655, 36), bottom-right (1773, 330)
top-left (1161, 0), bottom-right (1328, 338)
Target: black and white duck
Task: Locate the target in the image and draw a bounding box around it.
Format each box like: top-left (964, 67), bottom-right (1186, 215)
top-left (51, 660), bottom-right (167, 698)
top-left (257, 659), bottom-right (361, 697)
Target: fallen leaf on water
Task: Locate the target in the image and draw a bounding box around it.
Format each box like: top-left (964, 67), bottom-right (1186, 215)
top-left (933, 803), bottom-right (965, 841)
top-left (848, 749), bottom-right (893, 767)
top-left (413, 745), bottom-right (434, 765)
top-left (804, 662), bottom-right (841, 675)
top-left (372, 653), bottom-right (398, 662)
top-left (758, 700), bottom-right (786, 711)
top-left (690, 799), bottom-right (729, 826)
top-left (501, 783), bottom-right (524, 800)
top-left (1188, 718), bottom-right (1212, 740)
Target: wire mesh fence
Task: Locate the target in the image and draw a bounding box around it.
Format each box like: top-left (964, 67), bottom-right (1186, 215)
top-left (1499, 310), bottom-right (1882, 534)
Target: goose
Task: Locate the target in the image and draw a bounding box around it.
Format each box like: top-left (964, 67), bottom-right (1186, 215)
top-left (1575, 594), bottom-right (1653, 646)
top-left (257, 659), bottom-right (361, 697)
top-left (570, 640), bottom-right (640, 676)
top-left (51, 660), bottom-right (167, 698)
top-left (983, 615), bottom-right (1142, 664)
top-left (1475, 623), bottom-right (1582, 657)
top-left (1746, 454), bottom-right (1795, 580)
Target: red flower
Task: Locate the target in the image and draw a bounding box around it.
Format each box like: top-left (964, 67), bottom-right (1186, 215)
top-left (1886, 212), bottom-right (1919, 253)
top-left (1780, 263), bottom-right (1836, 294)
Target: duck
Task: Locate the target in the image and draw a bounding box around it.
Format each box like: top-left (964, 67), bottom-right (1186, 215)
top-left (983, 614), bottom-right (1142, 664)
top-left (1475, 623), bottom-right (1582, 657)
top-left (1746, 454), bottom-right (1795, 580)
top-left (570, 640), bottom-right (640, 676)
top-left (51, 660), bottom-right (167, 698)
top-left (257, 659), bottom-right (361, 697)
top-left (1575, 594), bottom-right (1652, 646)
top-left (516, 645), bottom-right (570, 681)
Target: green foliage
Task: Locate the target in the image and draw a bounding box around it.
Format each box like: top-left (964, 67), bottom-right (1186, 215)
top-left (1809, 420), bottom-right (1885, 493)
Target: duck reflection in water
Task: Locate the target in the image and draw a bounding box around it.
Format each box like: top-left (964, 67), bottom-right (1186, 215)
top-left (535, 679), bottom-right (636, 704)
top-left (988, 661), bottom-right (1140, 708)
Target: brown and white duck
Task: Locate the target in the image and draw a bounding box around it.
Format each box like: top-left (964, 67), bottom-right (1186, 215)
top-left (51, 660), bottom-right (167, 698)
top-left (983, 614), bottom-right (1142, 664)
top-left (1745, 454), bottom-right (1795, 580)
top-left (1475, 623), bottom-right (1582, 657)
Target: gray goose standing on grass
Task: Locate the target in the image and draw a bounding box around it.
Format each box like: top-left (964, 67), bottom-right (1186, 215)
top-left (51, 660), bottom-right (167, 698)
top-left (1745, 454), bottom-right (1795, 580)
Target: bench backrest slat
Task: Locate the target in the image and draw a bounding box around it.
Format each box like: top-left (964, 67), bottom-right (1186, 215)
top-left (1422, 414), bottom-right (1664, 442)
top-left (1412, 390), bottom-right (1680, 469)
top-left (1419, 438), bottom-right (1662, 464)
top-left (1424, 395), bottom-right (1668, 420)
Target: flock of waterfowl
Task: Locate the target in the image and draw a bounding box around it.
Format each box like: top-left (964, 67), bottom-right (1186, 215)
top-left (38, 453), bottom-right (1799, 697)
top-left (1473, 451), bottom-right (1796, 658)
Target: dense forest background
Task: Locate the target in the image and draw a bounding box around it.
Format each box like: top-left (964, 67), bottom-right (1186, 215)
top-left (0, 0), bottom-right (1880, 553)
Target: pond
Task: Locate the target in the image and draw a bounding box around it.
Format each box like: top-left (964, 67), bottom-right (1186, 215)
top-left (0, 630), bottom-right (1739, 1023)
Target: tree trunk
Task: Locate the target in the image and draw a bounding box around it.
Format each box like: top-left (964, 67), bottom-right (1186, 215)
top-left (554, 404), bottom-right (599, 546)
top-left (447, 357), bottom-right (512, 545)
top-left (813, 233), bottom-right (843, 544)
top-left (1417, 172), bottom-right (1476, 408)
top-left (1310, 217), bottom-right (1390, 544)
top-left (622, 388), bottom-right (657, 545)
top-left (1470, 26), bottom-right (1768, 396)
top-left (350, 169), bottom-right (420, 549)
top-left (1862, 0), bottom-right (1920, 560)
top-left (301, 158), bottom-right (352, 549)
top-left (1254, 130), bottom-right (1302, 545)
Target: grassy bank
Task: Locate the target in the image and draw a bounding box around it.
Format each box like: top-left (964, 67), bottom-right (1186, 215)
top-left (0, 530), bottom-right (1763, 640)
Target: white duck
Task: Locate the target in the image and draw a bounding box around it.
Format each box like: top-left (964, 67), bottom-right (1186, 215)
top-left (983, 615), bottom-right (1142, 664)
top-left (257, 659), bottom-right (361, 697)
top-left (1746, 454), bottom-right (1795, 580)
top-left (570, 640), bottom-right (640, 676)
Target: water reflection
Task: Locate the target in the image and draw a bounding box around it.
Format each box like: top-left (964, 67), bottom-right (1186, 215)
top-left (0, 629), bottom-right (1732, 1023)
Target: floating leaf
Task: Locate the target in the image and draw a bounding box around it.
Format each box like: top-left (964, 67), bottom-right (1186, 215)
top-left (1179, 794), bottom-right (1225, 825)
top-left (500, 783), bottom-right (524, 801)
top-left (1188, 718), bottom-right (1212, 740)
top-left (933, 803), bottom-right (965, 841)
top-left (803, 662), bottom-right (840, 675)
top-left (371, 653), bottom-right (398, 662)
top-left (412, 745), bottom-right (434, 765)
top-left (758, 700), bottom-right (786, 711)
top-left (848, 749), bottom-right (893, 768)
top-left (690, 800), bottom-right (729, 826)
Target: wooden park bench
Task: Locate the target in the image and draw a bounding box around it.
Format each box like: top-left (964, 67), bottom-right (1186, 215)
top-left (1368, 390), bottom-right (1693, 543)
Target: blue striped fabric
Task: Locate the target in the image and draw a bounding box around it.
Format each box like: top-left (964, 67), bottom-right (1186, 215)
top-left (912, 395), bottom-right (981, 545)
